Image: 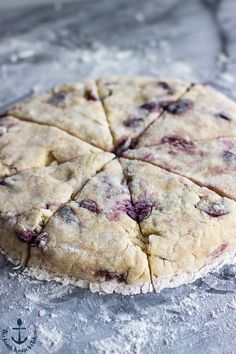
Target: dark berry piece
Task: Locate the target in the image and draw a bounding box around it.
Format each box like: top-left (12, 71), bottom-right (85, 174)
top-left (123, 117), bottom-right (144, 128)
top-left (158, 101), bottom-right (172, 110)
top-left (84, 89), bottom-right (97, 101)
top-left (158, 81), bottom-right (174, 95)
top-left (96, 269), bottom-right (127, 283)
top-left (203, 201), bottom-right (230, 217)
top-left (117, 199), bottom-right (152, 222)
top-left (114, 137), bottom-right (132, 157)
top-left (140, 102), bottom-right (161, 112)
top-left (16, 229), bottom-right (47, 248)
top-left (133, 200), bottom-right (153, 222)
top-left (159, 99), bottom-right (193, 114)
top-left (77, 199), bottom-right (100, 214)
top-left (16, 229), bottom-right (38, 243)
top-left (215, 112), bottom-right (232, 121)
top-left (161, 135), bottom-right (195, 151)
top-left (210, 242), bottom-right (228, 258)
top-left (117, 200), bottom-right (137, 221)
top-left (221, 150), bottom-right (236, 164)
top-left (59, 206), bottom-right (77, 223)
top-left (48, 92), bottom-right (67, 106)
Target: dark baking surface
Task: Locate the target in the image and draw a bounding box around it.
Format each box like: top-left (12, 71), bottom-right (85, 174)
top-left (1, 1), bottom-right (236, 353)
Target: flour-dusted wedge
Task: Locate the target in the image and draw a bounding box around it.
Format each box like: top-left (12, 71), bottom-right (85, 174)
top-left (97, 77), bottom-right (188, 152)
top-left (9, 80), bottom-right (113, 150)
top-left (125, 137), bottom-right (236, 200)
top-left (0, 116), bottom-right (103, 177)
top-left (0, 152), bottom-right (113, 264)
top-left (121, 159), bottom-right (236, 292)
top-left (28, 160), bottom-right (151, 294)
top-left (136, 84), bottom-right (236, 148)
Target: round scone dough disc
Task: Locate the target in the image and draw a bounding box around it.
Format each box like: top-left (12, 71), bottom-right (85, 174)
top-left (1, 76), bottom-right (236, 295)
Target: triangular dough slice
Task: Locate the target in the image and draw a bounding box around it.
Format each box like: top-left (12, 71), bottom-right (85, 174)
top-left (28, 160), bottom-right (151, 294)
top-left (137, 84), bottom-right (236, 148)
top-left (121, 159), bottom-right (236, 292)
top-left (97, 77), bottom-right (188, 150)
top-left (0, 152), bottom-right (113, 264)
top-left (0, 116), bottom-right (103, 177)
top-left (9, 80), bottom-right (113, 150)
top-left (125, 137), bottom-right (236, 200)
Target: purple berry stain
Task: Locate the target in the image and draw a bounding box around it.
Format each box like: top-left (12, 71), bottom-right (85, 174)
top-left (117, 199), bottom-right (152, 222)
top-left (123, 117), bottom-right (144, 128)
top-left (16, 229), bottom-right (46, 248)
top-left (159, 99), bottom-right (193, 114)
top-left (161, 135), bottom-right (195, 151)
top-left (210, 242), bottom-right (228, 258)
top-left (133, 200), bottom-right (153, 222)
top-left (221, 150), bottom-right (236, 164)
top-left (203, 201), bottom-right (230, 217)
top-left (140, 102), bottom-right (161, 112)
top-left (77, 199), bottom-right (100, 214)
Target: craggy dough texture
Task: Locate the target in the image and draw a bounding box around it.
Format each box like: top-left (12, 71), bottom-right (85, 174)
top-left (0, 116), bottom-right (102, 177)
top-left (28, 160), bottom-right (150, 286)
top-left (9, 80), bottom-right (113, 150)
top-left (1, 77), bottom-right (236, 294)
top-left (0, 152), bottom-right (114, 263)
top-left (124, 137), bottom-right (236, 200)
top-left (121, 159), bottom-right (236, 291)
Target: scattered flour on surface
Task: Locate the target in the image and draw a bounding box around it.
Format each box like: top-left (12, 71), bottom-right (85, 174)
top-left (38, 325), bottom-right (62, 353)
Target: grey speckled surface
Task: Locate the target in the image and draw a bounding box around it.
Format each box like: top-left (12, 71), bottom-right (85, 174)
top-left (1, 1), bottom-right (236, 353)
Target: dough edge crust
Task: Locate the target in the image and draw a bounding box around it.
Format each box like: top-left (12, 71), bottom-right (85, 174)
top-left (1, 247), bottom-right (235, 295)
